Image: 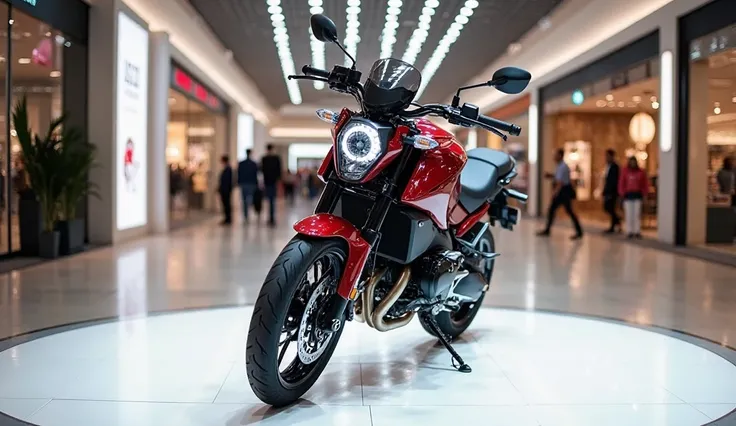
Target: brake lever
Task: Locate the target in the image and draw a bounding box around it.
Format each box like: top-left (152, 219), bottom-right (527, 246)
top-left (460, 116), bottom-right (508, 141)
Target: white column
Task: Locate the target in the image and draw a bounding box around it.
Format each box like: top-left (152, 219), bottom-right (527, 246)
top-left (657, 21), bottom-right (679, 244)
top-left (253, 121), bottom-right (268, 160)
top-left (527, 89), bottom-right (540, 217)
top-left (148, 32), bottom-right (171, 234)
top-left (87, 0), bottom-right (119, 245)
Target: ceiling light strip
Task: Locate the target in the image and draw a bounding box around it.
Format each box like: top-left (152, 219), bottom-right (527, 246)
top-left (308, 0), bottom-right (326, 89)
top-left (267, 0), bottom-right (302, 104)
top-left (401, 0), bottom-right (439, 65)
top-left (344, 0), bottom-right (362, 66)
top-left (379, 0), bottom-right (404, 59)
top-left (415, 0), bottom-right (479, 99)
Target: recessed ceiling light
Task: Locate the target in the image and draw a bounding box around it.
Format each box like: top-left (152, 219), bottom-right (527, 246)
top-left (49, 70), bottom-right (61, 78)
top-left (343, 0), bottom-right (362, 67)
top-left (0, 56), bottom-right (5, 62)
top-left (652, 101), bottom-right (660, 109)
top-left (267, 0), bottom-right (300, 104)
top-left (617, 101), bottom-right (625, 107)
top-left (18, 58), bottom-right (31, 64)
top-left (632, 95), bottom-right (641, 102)
top-left (731, 95), bottom-right (736, 103)
top-left (596, 100), bottom-right (606, 107)
top-left (650, 95), bottom-right (657, 102)
top-left (605, 94), bottom-right (614, 101)
top-left (607, 101), bottom-right (616, 107)
top-left (23, 32), bottom-right (31, 38)
top-left (507, 42), bottom-right (522, 55)
top-left (380, 0), bottom-right (404, 58)
top-left (45, 31), bottom-right (51, 37)
top-left (714, 106), bottom-right (722, 114)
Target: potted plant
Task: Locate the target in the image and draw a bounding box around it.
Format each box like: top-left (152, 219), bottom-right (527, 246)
top-left (57, 128), bottom-right (97, 255)
top-left (12, 97), bottom-right (66, 259)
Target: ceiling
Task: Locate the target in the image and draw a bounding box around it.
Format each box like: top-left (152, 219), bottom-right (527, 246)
top-left (186, 0), bottom-right (563, 109)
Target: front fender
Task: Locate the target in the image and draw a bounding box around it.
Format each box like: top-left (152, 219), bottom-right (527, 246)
top-left (293, 214), bottom-right (371, 299)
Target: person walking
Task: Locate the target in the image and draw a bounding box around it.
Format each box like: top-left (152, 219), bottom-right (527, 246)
top-left (260, 144), bottom-right (282, 226)
top-left (537, 148), bottom-right (583, 239)
top-left (619, 156), bottom-right (649, 239)
top-left (716, 157), bottom-right (735, 207)
top-left (218, 154), bottom-right (234, 225)
top-left (602, 149), bottom-right (621, 233)
top-left (237, 149), bottom-right (259, 222)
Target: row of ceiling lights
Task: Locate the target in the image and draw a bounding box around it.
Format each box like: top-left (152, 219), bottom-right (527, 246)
top-left (415, 0), bottom-right (479, 99)
top-left (267, 0), bottom-right (302, 104)
top-left (344, 0), bottom-right (361, 67)
top-left (379, 0), bottom-right (404, 59)
top-left (308, 0), bottom-right (326, 90)
top-left (401, 0), bottom-right (439, 65)
top-left (594, 94), bottom-right (660, 109)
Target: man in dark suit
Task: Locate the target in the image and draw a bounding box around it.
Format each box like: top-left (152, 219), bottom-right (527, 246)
top-left (237, 149), bottom-right (259, 222)
top-left (260, 144), bottom-right (282, 226)
top-left (602, 149), bottom-right (621, 233)
top-left (218, 154), bottom-right (234, 225)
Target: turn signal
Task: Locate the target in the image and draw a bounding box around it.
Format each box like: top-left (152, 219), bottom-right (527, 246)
top-left (316, 109), bottom-right (339, 124)
top-left (408, 135), bottom-right (439, 150)
top-left (349, 287), bottom-right (359, 300)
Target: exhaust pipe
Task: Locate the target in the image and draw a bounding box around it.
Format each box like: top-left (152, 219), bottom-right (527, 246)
top-left (353, 267), bottom-right (414, 332)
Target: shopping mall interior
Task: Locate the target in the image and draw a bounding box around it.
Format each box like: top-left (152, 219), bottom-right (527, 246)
top-left (0, 0), bottom-right (735, 425)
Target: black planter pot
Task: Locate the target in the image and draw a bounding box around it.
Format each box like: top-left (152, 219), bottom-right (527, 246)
top-left (18, 190), bottom-right (42, 256)
top-left (38, 230), bottom-right (60, 259)
top-left (56, 219), bottom-right (85, 255)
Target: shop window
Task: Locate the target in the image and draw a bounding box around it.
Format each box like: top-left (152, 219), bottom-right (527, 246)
top-left (688, 25), bottom-right (736, 252)
top-left (541, 58), bottom-right (661, 234)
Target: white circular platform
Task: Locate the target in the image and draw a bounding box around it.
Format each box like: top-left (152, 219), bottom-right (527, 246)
top-left (0, 307), bottom-right (734, 426)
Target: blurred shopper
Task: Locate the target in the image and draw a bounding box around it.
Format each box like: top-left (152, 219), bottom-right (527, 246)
top-left (602, 149), bottom-right (621, 233)
top-left (619, 156), bottom-right (649, 239)
top-left (260, 144), bottom-right (282, 226)
top-left (283, 170), bottom-right (296, 204)
top-left (237, 149), bottom-right (259, 222)
top-left (537, 148), bottom-right (583, 240)
top-left (716, 157), bottom-right (735, 206)
top-left (218, 155), bottom-right (234, 225)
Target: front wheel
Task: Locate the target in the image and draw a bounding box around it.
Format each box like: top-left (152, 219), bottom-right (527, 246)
top-left (421, 227), bottom-right (495, 339)
top-left (246, 237), bottom-right (347, 407)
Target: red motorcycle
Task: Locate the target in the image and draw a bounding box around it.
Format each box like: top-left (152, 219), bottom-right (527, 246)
top-left (246, 14), bottom-right (530, 406)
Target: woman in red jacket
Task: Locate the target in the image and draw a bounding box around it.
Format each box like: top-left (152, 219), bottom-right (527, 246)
top-left (619, 156), bottom-right (650, 239)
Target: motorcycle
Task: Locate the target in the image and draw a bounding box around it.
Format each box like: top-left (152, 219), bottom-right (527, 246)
top-left (246, 14), bottom-right (530, 407)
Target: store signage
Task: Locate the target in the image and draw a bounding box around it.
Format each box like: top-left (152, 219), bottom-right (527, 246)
top-left (115, 12), bottom-right (149, 231)
top-left (22, 0), bottom-right (37, 6)
top-left (171, 66), bottom-right (224, 112)
top-left (571, 90), bottom-right (584, 106)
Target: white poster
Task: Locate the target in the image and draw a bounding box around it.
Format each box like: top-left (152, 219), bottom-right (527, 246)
top-left (237, 113), bottom-right (254, 161)
top-left (116, 12), bottom-right (149, 230)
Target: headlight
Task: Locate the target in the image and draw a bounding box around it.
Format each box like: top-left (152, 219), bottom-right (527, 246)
top-left (336, 120), bottom-right (383, 181)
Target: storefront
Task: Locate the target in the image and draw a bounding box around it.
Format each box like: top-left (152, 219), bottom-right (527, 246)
top-left (166, 64), bottom-right (229, 227)
top-left (679, 0), bottom-right (736, 254)
top-left (1, 0), bottom-right (88, 257)
top-left (538, 33), bottom-right (661, 234)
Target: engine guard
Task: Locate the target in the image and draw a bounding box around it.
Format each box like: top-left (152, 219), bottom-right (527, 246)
top-left (293, 214), bottom-right (372, 300)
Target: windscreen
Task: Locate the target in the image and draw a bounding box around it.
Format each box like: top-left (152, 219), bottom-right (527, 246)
top-left (364, 58), bottom-right (421, 112)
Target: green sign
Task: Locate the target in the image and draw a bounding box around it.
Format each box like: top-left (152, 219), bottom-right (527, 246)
top-left (22, 0), bottom-right (37, 5)
top-left (571, 89), bottom-right (584, 106)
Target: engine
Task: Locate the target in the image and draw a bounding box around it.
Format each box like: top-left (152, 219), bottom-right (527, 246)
top-left (413, 249), bottom-right (465, 302)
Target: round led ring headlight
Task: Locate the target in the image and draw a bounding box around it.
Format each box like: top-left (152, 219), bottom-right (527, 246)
top-left (337, 121), bottom-right (382, 181)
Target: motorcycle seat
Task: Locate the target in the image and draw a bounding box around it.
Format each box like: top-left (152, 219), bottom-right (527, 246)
top-left (459, 148), bottom-right (515, 213)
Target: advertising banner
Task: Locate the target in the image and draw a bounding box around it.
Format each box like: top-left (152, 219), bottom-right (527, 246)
top-left (116, 12), bottom-right (149, 230)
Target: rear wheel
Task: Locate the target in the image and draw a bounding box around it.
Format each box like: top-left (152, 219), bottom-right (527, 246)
top-left (421, 228), bottom-right (495, 339)
top-left (246, 237), bottom-right (347, 407)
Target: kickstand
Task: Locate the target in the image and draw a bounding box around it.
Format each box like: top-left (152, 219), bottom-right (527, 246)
top-left (421, 313), bottom-right (472, 373)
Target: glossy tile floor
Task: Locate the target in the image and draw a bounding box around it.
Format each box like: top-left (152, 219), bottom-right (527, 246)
top-left (1, 307), bottom-right (734, 425)
top-left (0, 200), bottom-right (735, 425)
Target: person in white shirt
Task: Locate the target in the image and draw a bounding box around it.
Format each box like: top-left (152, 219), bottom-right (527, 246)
top-left (537, 149), bottom-right (583, 239)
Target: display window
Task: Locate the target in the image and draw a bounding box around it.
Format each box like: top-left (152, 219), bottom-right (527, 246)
top-left (541, 57), bottom-right (661, 235)
top-left (688, 24), bottom-right (736, 253)
top-left (0, 4), bottom-right (85, 256)
top-left (166, 65), bottom-right (228, 226)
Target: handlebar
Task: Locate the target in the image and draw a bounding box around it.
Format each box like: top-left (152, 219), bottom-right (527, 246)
top-left (302, 65), bottom-right (330, 79)
top-left (477, 114), bottom-right (521, 136)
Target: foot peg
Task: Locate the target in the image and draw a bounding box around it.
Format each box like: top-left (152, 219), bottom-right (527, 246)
top-left (420, 312), bottom-right (472, 373)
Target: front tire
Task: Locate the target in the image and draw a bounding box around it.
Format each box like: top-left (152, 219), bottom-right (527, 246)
top-left (246, 237), bottom-right (347, 407)
top-left (421, 227), bottom-right (495, 339)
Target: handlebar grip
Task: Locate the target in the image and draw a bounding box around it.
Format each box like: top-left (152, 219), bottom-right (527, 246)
top-left (302, 65), bottom-right (330, 79)
top-left (478, 114), bottom-right (521, 136)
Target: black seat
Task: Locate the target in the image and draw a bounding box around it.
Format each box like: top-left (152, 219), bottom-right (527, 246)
top-left (459, 148), bottom-right (516, 213)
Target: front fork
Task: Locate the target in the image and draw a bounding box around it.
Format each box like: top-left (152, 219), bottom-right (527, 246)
top-left (318, 143), bottom-right (415, 331)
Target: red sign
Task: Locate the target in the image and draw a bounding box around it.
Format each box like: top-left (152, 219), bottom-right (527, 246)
top-left (171, 66), bottom-right (223, 111)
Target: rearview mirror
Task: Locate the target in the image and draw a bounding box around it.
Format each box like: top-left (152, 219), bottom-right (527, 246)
top-left (489, 67), bottom-right (531, 95)
top-left (310, 14), bottom-right (339, 43)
